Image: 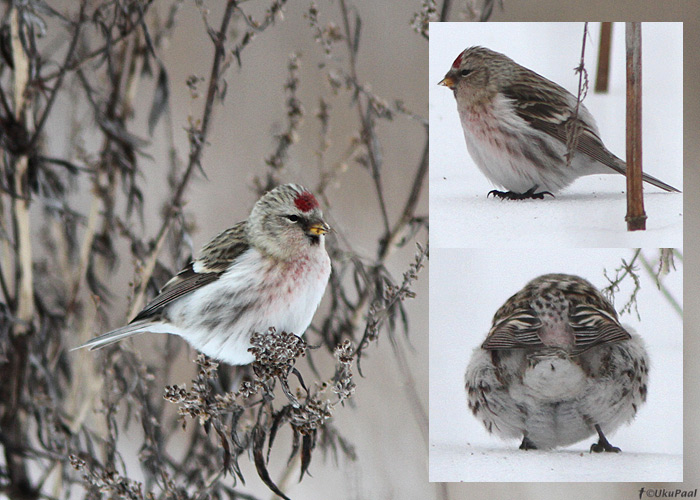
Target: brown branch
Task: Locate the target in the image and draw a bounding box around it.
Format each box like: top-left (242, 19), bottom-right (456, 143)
top-left (595, 22), bottom-right (613, 93)
top-left (625, 22), bottom-right (646, 231)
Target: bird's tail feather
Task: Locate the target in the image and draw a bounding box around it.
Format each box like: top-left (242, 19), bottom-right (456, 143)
top-left (606, 158), bottom-right (680, 193)
top-left (72, 320), bottom-right (153, 351)
top-left (641, 171), bottom-right (681, 193)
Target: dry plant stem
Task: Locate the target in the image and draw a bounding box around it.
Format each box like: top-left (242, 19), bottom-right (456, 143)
top-left (38, 5), bottom-right (149, 83)
top-left (350, 136), bottom-right (428, 331)
top-left (595, 22), bottom-right (613, 93)
top-left (25, 2), bottom-right (87, 153)
top-left (0, 19), bottom-right (37, 492)
top-left (67, 192), bottom-right (101, 313)
top-left (338, 0), bottom-right (391, 236)
top-left (129, 0), bottom-right (238, 317)
top-left (337, 0), bottom-right (430, 341)
top-left (639, 252), bottom-right (683, 317)
top-left (440, 0), bottom-right (451, 20)
top-left (1, 10), bottom-right (36, 500)
top-left (10, 7), bottom-right (33, 335)
top-left (625, 22), bottom-right (646, 231)
top-left (565, 23), bottom-right (589, 170)
top-left (604, 248), bottom-right (642, 293)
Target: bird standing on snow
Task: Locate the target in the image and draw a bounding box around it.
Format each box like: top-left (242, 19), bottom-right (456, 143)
top-left (439, 46), bottom-right (680, 199)
top-left (465, 273), bottom-right (648, 451)
top-left (75, 184), bottom-right (331, 366)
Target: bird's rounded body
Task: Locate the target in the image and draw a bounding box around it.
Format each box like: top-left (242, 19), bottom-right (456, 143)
top-left (456, 91), bottom-right (607, 194)
top-left (440, 46), bottom-right (679, 197)
top-left (163, 244), bottom-right (330, 365)
top-left (465, 274), bottom-right (649, 450)
top-left (75, 184), bottom-right (331, 366)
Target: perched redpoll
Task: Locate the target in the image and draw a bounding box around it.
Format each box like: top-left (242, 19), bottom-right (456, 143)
top-left (465, 274), bottom-right (648, 451)
top-left (75, 184), bottom-right (331, 365)
top-left (439, 46), bottom-right (680, 199)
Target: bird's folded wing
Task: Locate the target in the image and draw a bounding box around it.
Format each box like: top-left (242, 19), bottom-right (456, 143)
top-left (132, 222), bottom-right (250, 322)
top-left (481, 309), bottom-right (544, 349)
top-left (569, 304), bottom-right (631, 352)
top-left (131, 266), bottom-right (223, 322)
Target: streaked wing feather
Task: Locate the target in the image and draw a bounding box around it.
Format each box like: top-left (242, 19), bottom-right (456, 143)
top-left (131, 265), bottom-right (222, 322)
top-left (131, 223), bottom-right (250, 322)
top-left (482, 309), bottom-right (544, 349)
top-left (510, 89), bottom-right (679, 192)
top-left (570, 305), bottom-right (631, 352)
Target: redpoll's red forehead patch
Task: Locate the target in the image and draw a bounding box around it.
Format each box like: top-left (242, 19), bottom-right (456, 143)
top-left (294, 191), bottom-right (319, 212)
top-left (452, 52), bottom-right (463, 69)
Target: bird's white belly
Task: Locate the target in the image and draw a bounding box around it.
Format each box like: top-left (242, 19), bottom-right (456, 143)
top-left (166, 247), bottom-right (330, 365)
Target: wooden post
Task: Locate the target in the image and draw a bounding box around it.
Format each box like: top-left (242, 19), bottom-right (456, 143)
top-left (595, 22), bottom-right (613, 93)
top-left (625, 22), bottom-right (646, 231)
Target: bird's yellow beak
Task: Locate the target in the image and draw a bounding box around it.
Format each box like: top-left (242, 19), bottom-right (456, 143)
top-left (438, 76), bottom-right (454, 89)
top-left (308, 222), bottom-right (330, 236)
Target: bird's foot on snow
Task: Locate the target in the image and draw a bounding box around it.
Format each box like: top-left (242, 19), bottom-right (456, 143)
top-left (488, 186), bottom-right (554, 200)
top-left (590, 424), bottom-right (621, 453)
top-left (519, 436), bottom-right (538, 450)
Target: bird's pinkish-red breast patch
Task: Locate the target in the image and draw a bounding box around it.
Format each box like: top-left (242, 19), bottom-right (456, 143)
top-left (294, 191), bottom-right (319, 212)
top-left (452, 52), bottom-right (463, 69)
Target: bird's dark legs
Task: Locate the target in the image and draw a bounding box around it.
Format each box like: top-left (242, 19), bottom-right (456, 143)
top-left (519, 436), bottom-right (538, 450)
top-left (590, 424), bottom-right (621, 453)
top-left (488, 186), bottom-right (554, 200)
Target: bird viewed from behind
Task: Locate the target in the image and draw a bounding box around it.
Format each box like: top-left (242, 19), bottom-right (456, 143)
top-left (465, 273), bottom-right (649, 451)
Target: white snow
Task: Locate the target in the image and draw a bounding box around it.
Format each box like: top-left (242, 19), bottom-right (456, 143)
top-left (429, 22), bottom-right (683, 248)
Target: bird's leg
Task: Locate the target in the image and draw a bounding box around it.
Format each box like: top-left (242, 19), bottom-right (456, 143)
top-left (590, 424), bottom-right (621, 453)
top-left (488, 186), bottom-right (554, 200)
top-left (519, 436), bottom-right (538, 450)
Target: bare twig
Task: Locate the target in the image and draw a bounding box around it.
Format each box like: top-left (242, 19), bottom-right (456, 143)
top-left (565, 22), bottom-right (590, 170)
top-left (128, 0), bottom-right (238, 318)
top-left (338, 0), bottom-right (391, 236)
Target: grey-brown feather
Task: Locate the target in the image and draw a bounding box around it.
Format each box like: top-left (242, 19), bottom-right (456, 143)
top-left (131, 222), bottom-right (250, 323)
top-left (482, 273), bottom-right (631, 354)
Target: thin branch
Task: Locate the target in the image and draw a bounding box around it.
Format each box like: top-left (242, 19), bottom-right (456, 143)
top-left (37, 5), bottom-right (150, 82)
top-left (25, 1), bottom-right (87, 152)
top-left (565, 22), bottom-right (589, 170)
top-left (639, 251), bottom-right (683, 317)
top-left (338, 0), bottom-right (391, 236)
top-left (128, 0), bottom-right (238, 317)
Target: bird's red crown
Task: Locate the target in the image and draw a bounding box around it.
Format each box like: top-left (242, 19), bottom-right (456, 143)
top-left (294, 191), bottom-right (319, 213)
top-left (451, 52), bottom-right (463, 69)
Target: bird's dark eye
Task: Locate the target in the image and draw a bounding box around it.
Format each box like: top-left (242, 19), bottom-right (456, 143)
top-left (285, 215), bottom-right (300, 222)
top-left (461, 69), bottom-right (471, 77)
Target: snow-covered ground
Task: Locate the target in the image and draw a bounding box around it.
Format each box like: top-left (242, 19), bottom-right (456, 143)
top-left (429, 22), bottom-right (683, 248)
top-left (429, 249), bottom-right (683, 482)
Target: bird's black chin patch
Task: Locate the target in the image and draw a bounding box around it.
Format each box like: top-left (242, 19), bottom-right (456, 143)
top-left (307, 234), bottom-right (320, 246)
